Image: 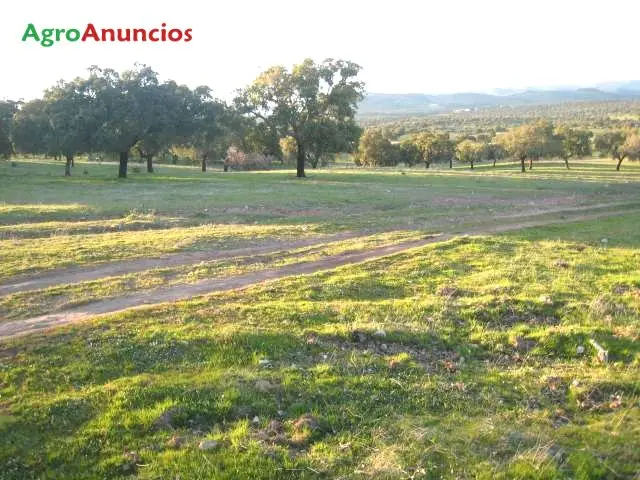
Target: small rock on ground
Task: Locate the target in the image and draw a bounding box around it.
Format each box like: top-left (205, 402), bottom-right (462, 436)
top-left (198, 439), bottom-right (219, 451)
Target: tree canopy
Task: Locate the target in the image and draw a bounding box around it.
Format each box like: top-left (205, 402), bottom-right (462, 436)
top-left (355, 128), bottom-right (397, 167)
top-left (3, 62), bottom-right (640, 176)
top-left (236, 58), bottom-right (365, 177)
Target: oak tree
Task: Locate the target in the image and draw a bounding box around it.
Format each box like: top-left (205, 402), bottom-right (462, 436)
top-left (237, 58), bottom-right (365, 177)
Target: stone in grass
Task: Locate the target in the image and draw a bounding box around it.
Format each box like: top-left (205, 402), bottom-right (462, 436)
top-left (258, 359), bottom-right (273, 368)
top-left (198, 439), bottom-right (219, 451)
top-left (374, 329), bottom-right (387, 338)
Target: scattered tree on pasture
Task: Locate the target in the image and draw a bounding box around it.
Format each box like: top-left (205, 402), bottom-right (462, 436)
top-left (496, 122), bottom-right (553, 172)
top-left (236, 58), bottom-right (365, 177)
top-left (619, 133), bottom-right (640, 170)
top-left (355, 128), bottom-right (397, 166)
top-left (411, 132), bottom-right (456, 168)
top-left (413, 132), bottom-right (436, 168)
top-left (397, 139), bottom-right (421, 166)
top-left (485, 142), bottom-right (506, 167)
top-left (554, 126), bottom-right (593, 169)
top-left (82, 65), bottom-right (167, 178)
top-left (594, 130), bottom-right (630, 171)
top-left (431, 134), bottom-right (457, 169)
top-left (456, 139), bottom-right (484, 169)
top-left (135, 81), bottom-right (193, 173)
top-left (188, 86), bottom-right (228, 172)
top-left (42, 80), bottom-right (96, 176)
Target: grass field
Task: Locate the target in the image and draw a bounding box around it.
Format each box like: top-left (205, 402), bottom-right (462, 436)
top-left (0, 158), bottom-right (639, 479)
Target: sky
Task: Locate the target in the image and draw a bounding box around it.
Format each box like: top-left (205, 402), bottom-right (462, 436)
top-left (2, 0), bottom-right (639, 101)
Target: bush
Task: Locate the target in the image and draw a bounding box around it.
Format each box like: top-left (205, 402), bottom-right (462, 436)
top-left (224, 146), bottom-right (275, 171)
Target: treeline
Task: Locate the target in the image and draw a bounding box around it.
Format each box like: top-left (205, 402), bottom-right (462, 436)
top-left (356, 120), bottom-right (640, 171)
top-left (2, 64), bottom-right (640, 177)
top-left (0, 59), bottom-right (364, 178)
top-left (360, 101), bottom-right (640, 139)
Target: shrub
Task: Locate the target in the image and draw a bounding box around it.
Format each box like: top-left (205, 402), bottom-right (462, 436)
top-left (224, 146), bottom-right (275, 171)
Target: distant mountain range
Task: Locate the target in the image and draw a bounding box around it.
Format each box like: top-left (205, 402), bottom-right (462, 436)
top-left (358, 81), bottom-right (640, 116)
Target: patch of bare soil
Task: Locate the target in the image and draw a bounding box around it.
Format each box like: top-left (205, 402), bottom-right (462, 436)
top-left (0, 237), bottom-right (438, 340)
top-left (0, 206), bottom-right (637, 341)
top-left (0, 232), bottom-right (355, 296)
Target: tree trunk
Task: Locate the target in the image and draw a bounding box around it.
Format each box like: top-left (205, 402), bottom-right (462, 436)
top-left (470, 160), bottom-right (474, 169)
top-left (224, 164), bottom-right (228, 172)
top-left (449, 157), bottom-right (453, 169)
top-left (425, 161), bottom-right (430, 169)
top-left (172, 154), bottom-right (178, 165)
top-left (201, 155), bottom-right (207, 172)
top-left (118, 151), bottom-right (128, 178)
top-left (296, 141), bottom-right (306, 178)
top-left (528, 158), bottom-right (533, 170)
top-left (520, 157), bottom-right (526, 173)
top-left (616, 157), bottom-right (624, 171)
top-left (146, 155), bottom-right (153, 173)
top-left (64, 155), bottom-right (73, 176)
top-left (71, 157), bottom-right (75, 167)
top-left (493, 158), bottom-right (497, 167)
top-left (564, 158), bottom-right (570, 169)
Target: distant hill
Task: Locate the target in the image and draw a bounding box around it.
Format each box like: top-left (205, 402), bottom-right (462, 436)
top-left (358, 85), bottom-right (640, 117)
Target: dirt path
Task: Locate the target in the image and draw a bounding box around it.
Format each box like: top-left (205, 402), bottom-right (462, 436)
top-left (0, 232), bottom-right (357, 296)
top-left (1, 207), bottom-right (636, 341)
top-left (1, 201), bottom-right (636, 297)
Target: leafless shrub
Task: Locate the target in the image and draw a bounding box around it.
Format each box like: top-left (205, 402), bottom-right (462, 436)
top-left (224, 146), bottom-right (275, 171)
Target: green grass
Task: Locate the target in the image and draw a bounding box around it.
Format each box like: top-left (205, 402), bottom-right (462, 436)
top-left (2, 158), bottom-right (640, 280)
top-left (0, 213), bottom-right (638, 479)
top-left (0, 230), bottom-right (426, 321)
top-left (0, 221), bottom-right (325, 281)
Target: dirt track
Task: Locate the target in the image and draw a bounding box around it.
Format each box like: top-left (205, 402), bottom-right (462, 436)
top-left (0, 206), bottom-right (636, 341)
top-left (0, 233), bottom-right (356, 296)
top-left (1, 200), bottom-right (635, 297)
